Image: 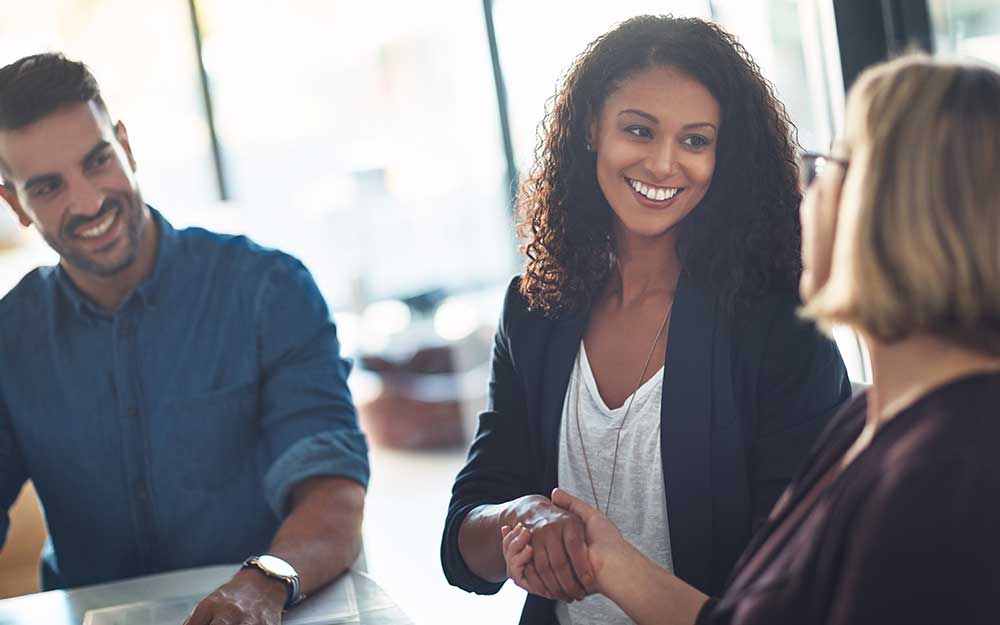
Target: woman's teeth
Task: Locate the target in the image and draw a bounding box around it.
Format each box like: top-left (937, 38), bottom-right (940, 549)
top-left (629, 178), bottom-right (681, 201)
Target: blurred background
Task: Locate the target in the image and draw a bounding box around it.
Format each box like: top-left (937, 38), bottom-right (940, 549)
top-left (0, 0), bottom-right (997, 623)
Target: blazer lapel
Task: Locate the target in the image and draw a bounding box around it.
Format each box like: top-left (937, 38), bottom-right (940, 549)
top-left (661, 273), bottom-right (716, 591)
top-left (539, 309), bottom-right (588, 493)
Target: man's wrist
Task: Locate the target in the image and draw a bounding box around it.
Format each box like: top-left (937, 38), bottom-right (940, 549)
top-left (234, 567), bottom-right (290, 606)
top-left (241, 554), bottom-right (304, 609)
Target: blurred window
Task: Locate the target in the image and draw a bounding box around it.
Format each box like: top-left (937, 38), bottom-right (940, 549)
top-left (929, 0), bottom-right (1000, 64)
top-left (712, 0), bottom-right (839, 150)
top-left (196, 0), bottom-right (516, 309)
top-left (0, 0), bottom-right (219, 210)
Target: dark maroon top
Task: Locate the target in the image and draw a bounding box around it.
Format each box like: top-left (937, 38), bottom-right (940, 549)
top-left (697, 372), bottom-right (1000, 625)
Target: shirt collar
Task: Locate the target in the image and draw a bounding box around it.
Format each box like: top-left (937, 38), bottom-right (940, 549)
top-left (133, 206), bottom-right (175, 309)
top-left (54, 206), bottom-right (176, 318)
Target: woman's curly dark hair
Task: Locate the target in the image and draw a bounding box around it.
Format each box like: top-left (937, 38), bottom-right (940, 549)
top-left (517, 15), bottom-right (803, 317)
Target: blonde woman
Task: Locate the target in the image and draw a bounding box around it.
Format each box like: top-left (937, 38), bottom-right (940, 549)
top-left (503, 54), bottom-right (1000, 625)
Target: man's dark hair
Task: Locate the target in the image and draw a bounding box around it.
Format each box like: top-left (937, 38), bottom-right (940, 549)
top-left (0, 53), bottom-right (108, 132)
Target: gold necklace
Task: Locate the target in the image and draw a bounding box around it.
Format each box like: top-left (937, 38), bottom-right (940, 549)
top-left (574, 301), bottom-right (673, 515)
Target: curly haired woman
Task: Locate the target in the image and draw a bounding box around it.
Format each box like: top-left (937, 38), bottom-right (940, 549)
top-left (442, 15), bottom-right (850, 625)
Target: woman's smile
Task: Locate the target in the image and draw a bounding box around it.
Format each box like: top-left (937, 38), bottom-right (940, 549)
top-left (625, 177), bottom-right (685, 208)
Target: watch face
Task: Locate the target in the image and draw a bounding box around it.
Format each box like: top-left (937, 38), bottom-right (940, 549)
top-left (257, 554), bottom-right (296, 578)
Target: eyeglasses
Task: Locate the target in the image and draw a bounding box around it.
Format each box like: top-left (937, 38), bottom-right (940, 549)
top-left (798, 151), bottom-right (849, 189)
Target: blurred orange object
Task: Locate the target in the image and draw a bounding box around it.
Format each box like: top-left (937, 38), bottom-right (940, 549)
top-left (356, 337), bottom-right (488, 450)
top-left (0, 482), bottom-right (46, 598)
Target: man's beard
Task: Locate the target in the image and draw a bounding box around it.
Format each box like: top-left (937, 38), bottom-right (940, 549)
top-left (46, 190), bottom-right (146, 278)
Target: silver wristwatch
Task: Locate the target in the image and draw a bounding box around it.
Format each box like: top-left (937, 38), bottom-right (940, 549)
top-left (242, 554), bottom-right (305, 610)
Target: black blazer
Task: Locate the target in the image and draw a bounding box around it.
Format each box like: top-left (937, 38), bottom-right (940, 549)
top-left (442, 275), bottom-right (850, 625)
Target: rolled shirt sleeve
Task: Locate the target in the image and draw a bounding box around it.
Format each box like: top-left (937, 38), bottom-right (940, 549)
top-left (253, 255), bottom-right (369, 518)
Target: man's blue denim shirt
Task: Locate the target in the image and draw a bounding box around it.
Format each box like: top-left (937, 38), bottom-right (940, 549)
top-left (0, 209), bottom-right (369, 590)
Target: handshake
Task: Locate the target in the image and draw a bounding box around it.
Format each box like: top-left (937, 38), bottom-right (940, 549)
top-left (499, 488), bottom-right (626, 602)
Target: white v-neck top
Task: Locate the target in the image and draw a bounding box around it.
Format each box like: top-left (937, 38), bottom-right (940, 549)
top-left (556, 341), bottom-right (674, 625)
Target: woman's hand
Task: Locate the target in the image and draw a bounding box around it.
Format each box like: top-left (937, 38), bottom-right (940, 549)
top-left (501, 523), bottom-right (536, 592)
top-left (551, 487), bottom-right (628, 592)
top-left (500, 494), bottom-right (596, 601)
top-left (553, 488), bottom-right (708, 625)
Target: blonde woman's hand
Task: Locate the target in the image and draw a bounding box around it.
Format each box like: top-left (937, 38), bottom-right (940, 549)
top-left (551, 488), bottom-right (628, 592)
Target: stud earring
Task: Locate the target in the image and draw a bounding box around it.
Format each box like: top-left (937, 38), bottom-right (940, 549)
top-left (585, 142), bottom-right (593, 152)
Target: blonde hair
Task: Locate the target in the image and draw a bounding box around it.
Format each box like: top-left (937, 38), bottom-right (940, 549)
top-left (801, 54), bottom-right (1000, 354)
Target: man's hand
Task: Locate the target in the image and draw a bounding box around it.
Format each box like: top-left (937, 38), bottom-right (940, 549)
top-left (182, 568), bottom-right (287, 625)
top-left (501, 494), bottom-right (597, 601)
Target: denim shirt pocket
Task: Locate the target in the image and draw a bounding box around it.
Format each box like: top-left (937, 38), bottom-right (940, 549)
top-left (166, 380), bottom-right (259, 489)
